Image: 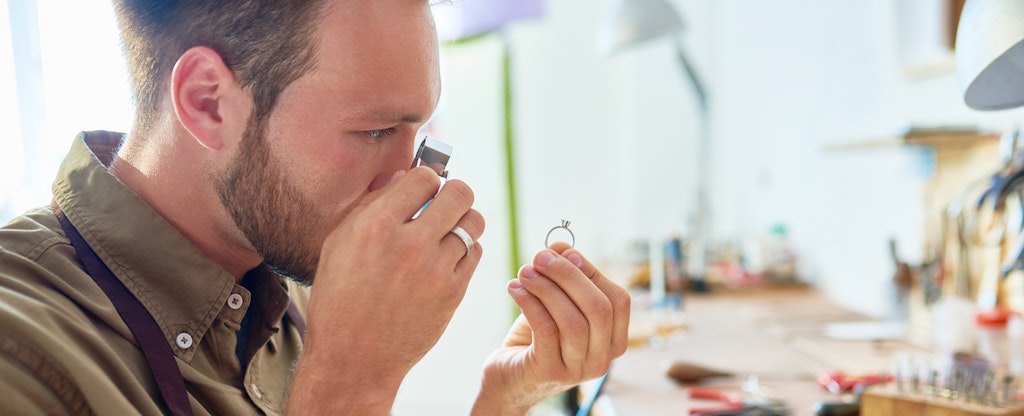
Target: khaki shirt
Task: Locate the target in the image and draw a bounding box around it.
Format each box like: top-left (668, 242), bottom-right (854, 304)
top-left (0, 131), bottom-right (308, 415)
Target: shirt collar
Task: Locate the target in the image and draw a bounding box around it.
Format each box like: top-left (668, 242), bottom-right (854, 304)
top-left (51, 131), bottom-right (290, 361)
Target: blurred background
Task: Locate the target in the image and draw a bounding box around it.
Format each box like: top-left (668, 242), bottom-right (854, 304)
top-left (6, 0), bottom-right (1024, 414)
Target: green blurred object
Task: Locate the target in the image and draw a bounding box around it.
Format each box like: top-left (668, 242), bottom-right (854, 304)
top-left (442, 31), bottom-right (524, 318)
top-left (436, 0), bottom-right (545, 318)
top-left (500, 34), bottom-right (523, 318)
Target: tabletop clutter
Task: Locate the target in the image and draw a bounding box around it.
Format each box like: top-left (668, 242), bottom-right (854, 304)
top-left (870, 130), bottom-right (1024, 415)
top-left (606, 130), bottom-right (1024, 415)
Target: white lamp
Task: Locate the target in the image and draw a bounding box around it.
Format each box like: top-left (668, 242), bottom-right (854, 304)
top-left (597, 0), bottom-right (711, 292)
top-left (596, 0), bottom-right (683, 55)
top-left (956, 0), bottom-right (1024, 110)
top-left (596, 0), bottom-right (707, 111)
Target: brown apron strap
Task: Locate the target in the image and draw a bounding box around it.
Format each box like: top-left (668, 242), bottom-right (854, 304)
top-left (53, 203), bottom-right (194, 416)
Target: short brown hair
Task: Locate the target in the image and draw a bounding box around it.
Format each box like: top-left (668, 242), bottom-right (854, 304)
top-left (113, 0), bottom-right (328, 133)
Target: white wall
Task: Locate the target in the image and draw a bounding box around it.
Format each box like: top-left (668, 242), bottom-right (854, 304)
top-left (0, 0), bottom-right (133, 221)
top-left (704, 0), bottom-right (1024, 316)
top-left (493, 0), bottom-right (1024, 324)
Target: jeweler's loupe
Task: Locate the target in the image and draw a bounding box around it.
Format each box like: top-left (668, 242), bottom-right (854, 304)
top-left (411, 135), bottom-right (452, 179)
top-left (410, 135), bottom-right (452, 219)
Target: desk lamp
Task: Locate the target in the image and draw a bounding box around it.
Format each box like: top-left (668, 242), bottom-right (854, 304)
top-left (596, 0), bottom-right (707, 116)
top-left (596, 0), bottom-right (711, 292)
top-left (956, 0), bottom-right (1024, 110)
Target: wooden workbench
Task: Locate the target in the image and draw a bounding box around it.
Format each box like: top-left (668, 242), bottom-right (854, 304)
top-left (593, 286), bottom-right (929, 415)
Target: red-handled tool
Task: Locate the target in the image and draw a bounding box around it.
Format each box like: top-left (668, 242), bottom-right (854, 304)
top-left (689, 388), bottom-right (743, 415)
top-left (817, 371), bottom-right (893, 393)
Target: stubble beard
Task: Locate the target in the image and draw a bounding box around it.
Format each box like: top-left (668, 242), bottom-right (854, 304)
top-left (216, 121), bottom-right (322, 286)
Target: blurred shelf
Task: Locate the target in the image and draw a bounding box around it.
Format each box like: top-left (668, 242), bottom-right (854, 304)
top-left (822, 125), bottom-right (998, 153)
top-left (902, 55), bottom-right (957, 80)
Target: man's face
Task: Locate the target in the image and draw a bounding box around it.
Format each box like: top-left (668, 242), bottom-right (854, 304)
top-left (217, 0), bottom-right (441, 284)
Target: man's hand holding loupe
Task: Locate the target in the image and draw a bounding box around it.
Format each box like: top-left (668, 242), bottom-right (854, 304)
top-left (290, 138), bottom-right (484, 414)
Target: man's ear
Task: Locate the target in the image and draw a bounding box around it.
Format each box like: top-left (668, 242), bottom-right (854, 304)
top-left (170, 46), bottom-right (242, 150)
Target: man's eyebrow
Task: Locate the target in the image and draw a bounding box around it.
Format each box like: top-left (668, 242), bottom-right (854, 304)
top-left (345, 109), bottom-right (427, 125)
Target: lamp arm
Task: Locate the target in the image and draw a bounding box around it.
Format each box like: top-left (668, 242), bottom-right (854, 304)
top-left (671, 36), bottom-right (712, 287)
top-left (673, 36), bottom-right (708, 115)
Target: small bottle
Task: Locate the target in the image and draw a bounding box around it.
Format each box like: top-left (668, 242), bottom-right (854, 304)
top-left (976, 309), bottom-right (1012, 371)
top-left (1008, 313), bottom-right (1024, 378)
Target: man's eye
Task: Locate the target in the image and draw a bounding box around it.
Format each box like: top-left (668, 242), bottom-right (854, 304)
top-left (367, 128), bottom-right (398, 140)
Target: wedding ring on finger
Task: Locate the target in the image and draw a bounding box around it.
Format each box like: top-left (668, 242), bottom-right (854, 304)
top-left (545, 219), bottom-right (575, 248)
top-left (449, 226), bottom-right (474, 258)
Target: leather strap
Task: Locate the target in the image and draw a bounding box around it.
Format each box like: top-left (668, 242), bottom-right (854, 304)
top-left (53, 203), bottom-right (194, 416)
top-left (53, 202), bottom-right (307, 415)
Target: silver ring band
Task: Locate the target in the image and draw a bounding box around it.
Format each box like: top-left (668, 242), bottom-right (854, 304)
top-left (545, 219), bottom-right (575, 248)
top-left (450, 226), bottom-right (474, 257)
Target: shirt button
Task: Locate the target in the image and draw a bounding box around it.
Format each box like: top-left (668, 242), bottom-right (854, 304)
top-left (176, 332), bottom-right (193, 349)
top-left (227, 293), bottom-right (244, 310)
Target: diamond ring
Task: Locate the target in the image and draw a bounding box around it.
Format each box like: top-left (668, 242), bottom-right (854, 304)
top-left (545, 219), bottom-right (575, 248)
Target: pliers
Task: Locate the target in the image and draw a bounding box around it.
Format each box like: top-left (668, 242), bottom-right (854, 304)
top-left (689, 387), bottom-right (790, 416)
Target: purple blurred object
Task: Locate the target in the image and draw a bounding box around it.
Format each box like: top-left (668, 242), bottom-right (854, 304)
top-left (433, 0), bottom-right (545, 41)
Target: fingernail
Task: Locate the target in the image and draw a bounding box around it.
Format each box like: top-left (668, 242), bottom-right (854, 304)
top-left (537, 251), bottom-right (556, 267)
top-left (567, 253), bottom-right (584, 268)
top-left (508, 279), bottom-right (524, 291)
top-left (519, 264), bottom-right (539, 280)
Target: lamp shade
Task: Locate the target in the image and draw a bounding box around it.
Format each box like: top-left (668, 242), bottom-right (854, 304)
top-left (956, 0), bottom-right (1024, 111)
top-left (596, 0), bottom-right (683, 55)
